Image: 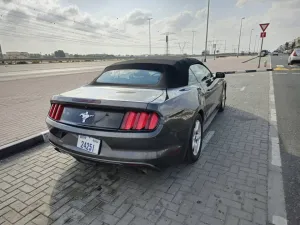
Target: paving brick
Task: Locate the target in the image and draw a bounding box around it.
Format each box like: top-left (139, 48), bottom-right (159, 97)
top-left (51, 208), bottom-right (85, 225)
top-left (3, 209), bottom-right (23, 224)
top-left (130, 217), bottom-right (154, 225)
top-left (0, 182), bottom-right (11, 190)
top-left (49, 204), bottom-right (71, 221)
top-left (20, 200), bottom-right (44, 217)
top-left (200, 214), bottom-right (224, 225)
top-left (19, 184), bottom-right (35, 193)
top-left (185, 213), bottom-right (201, 225)
top-left (0, 197), bottom-right (17, 210)
top-left (10, 200), bottom-right (27, 212)
top-left (97, 212), bottom-right (119, 225)
top-left (131, 206), bottom-right (150, 218)
top-left (156, 216), bottom-right (172, 225)
top-left (114, 203), bottom-right (132, 218)
top-left (253, 207), bottom-right (266, 225)
top-left (215, 203), bottom-right (228, 220)
top-left (178, 200), bottom-right (193, 215)
top-left (160, 199), bottom-right (179, 212)
top-left (0, 206), bottom-right (11, 217)
top-left (229, 208), bottom-right (252, 221)
top-left (225, 215), bottom-right (239, 225)
top-left (31, 214), bottom-right (52, 225)
top-left (164, 210), bottom-right (185, 223)
top-left (115, 212), bottom-right (134, 225)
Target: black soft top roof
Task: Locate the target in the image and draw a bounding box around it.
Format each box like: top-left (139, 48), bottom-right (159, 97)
top-left (101, 56), bottom-right (203, 88)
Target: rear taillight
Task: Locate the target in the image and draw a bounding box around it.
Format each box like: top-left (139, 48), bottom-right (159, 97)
top-left (48, 103), bottom-right (64, 120)
top-left (121, 111), bottom-right (159, 131)
top-left (293, 51), bottom-right (297, 56)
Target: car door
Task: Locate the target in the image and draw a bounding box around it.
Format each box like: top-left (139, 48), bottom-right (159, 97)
top-left (190, 64), bottom-right (214, 119)
top-left (188, 67), bottom-right (206, 112)
top-left (191, 64), bottom-right (222, 118)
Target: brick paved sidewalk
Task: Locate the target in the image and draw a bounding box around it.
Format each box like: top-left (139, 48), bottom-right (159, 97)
top-left (0, 72), bottom-right (270, 225)
top-left (0, 56), bottom-right (267, 147)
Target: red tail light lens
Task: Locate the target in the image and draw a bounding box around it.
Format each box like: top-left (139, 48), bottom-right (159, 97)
top-left (293, 51), bottom-right (297, 56)
top-left (121, 111), bottom-right (159, 131)
top-left (48, 103), bottom-right (64, 120)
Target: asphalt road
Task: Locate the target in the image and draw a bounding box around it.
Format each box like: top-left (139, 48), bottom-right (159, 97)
top-left (271, 54), bottom-right (300, 225)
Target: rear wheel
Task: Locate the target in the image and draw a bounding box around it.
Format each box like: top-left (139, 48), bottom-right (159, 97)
top-left (187, 114), bottom-right (203, 163)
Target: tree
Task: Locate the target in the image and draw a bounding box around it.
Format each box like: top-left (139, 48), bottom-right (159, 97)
top-left (54, 50), bottom-right (66, 58)
top-left (291, 41), bottom-right (296, 50)
top-left (285, 42), bottom-right (289, 50)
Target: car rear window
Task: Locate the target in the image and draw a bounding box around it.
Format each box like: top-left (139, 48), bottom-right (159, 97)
top-left (295, 49), bottom-right (300, 55)
top-left (95, 69), bottom-right (162, 85)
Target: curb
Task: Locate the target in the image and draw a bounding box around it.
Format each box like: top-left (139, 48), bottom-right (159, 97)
top-left (0, 131), bottom-right (49, 159)
top-left (224, 68), bottom-right (273, 74)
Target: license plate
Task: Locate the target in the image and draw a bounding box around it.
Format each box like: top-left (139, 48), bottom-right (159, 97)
top-left (76, 135), bottom-right (101, 154)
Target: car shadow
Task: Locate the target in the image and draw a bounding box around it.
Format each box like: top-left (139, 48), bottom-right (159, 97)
top-left (45, 105), bottom-right (272, 225)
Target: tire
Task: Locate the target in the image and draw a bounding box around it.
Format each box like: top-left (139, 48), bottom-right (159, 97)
top-left (219, 87), bottom-right (226, 112)
top-left (186, 114), bottom-right (203, 163)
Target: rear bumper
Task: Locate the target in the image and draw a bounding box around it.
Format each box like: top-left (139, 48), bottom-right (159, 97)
top-left (46, 117), bottom-right (186, 167)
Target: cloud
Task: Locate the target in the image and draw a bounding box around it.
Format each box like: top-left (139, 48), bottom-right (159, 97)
top-left (125, 9), bottom-right (151, 26)
top-left (6, 8), bottom-right (30, 24)
top-left (195, 7), bottom-right (207, 20)
top-left (2, 0), bottom-right (13, 3)
top-left (236, 0), bottom-right (248, 7)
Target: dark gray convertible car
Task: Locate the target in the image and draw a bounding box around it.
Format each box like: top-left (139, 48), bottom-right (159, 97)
top-left (46, 57), bottom-right (226, 169)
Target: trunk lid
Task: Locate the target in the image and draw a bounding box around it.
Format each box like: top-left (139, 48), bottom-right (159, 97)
top-left (51, 86), bottom-right (164, 130)
top-left (60, 85), bottom-right (164, 103)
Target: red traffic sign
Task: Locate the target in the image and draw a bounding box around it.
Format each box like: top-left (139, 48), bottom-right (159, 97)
top-left (260, 32), bottom-right (266, 38)
top-left (260, 23), bottom-right (269, 32)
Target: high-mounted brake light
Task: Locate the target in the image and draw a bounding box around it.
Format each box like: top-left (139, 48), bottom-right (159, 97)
top-left (121, 111), bottom-right (159, 130)
top-left (48, 103), bottom-right (64, 120)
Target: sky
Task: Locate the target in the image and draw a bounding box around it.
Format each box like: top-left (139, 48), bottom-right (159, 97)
top-left (0, 0), bottom-right (299, 55)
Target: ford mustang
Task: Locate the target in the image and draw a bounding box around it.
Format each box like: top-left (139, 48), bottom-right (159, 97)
top-left (46, 57), bottom-right (226, 169)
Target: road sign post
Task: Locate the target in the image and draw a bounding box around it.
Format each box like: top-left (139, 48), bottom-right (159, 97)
top-left (258, 23), bottom-right (270, 68)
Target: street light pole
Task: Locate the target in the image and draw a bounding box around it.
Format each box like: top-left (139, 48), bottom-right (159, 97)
top-left (253, 35), bottom-right (258, 53)
top-left (192, 31), bottom-right (196, 55)
top-left (237, 17), bottom-right (245, 57)
top-left (204, 0), bottom-right (210, 62)
top-left (248, 28), bottom-right (253, 54)
top-left (147, 18), bottom-right (153, 55)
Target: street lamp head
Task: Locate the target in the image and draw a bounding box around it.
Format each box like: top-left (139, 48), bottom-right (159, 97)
top-left (242, 17), bottom-right (245, 20)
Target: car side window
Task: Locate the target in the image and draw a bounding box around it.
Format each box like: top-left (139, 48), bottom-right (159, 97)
top-left (190, 64), bottom-right (212, 83)
top-left (188, 68), bottom-right (198, 85)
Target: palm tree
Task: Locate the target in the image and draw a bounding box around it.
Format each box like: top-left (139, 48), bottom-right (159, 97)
top-left (285, 42), bottom-right (289, 50)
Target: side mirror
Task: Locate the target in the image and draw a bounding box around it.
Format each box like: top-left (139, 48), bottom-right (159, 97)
top-left (215, 72), bottom-right (225, 78)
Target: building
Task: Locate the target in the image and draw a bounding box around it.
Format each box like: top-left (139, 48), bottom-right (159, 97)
top-left (0, 44), bottom-right (3, 59)
top-left (6, 51), bottom-right (29, 59)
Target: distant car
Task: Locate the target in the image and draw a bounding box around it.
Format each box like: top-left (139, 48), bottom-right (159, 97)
top-left (272, 51), bottom-right (279, 56)
top-left (259, 50), bottom-right (268, 57)
top-left (288, 48), bottom-right (300, 65)
top-left (46, 57), bottom-right (227, 169)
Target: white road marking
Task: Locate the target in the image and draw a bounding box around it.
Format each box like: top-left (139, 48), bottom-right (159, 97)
top-left (240, 86), bottom-right (245, 91)
top-left (292, 73), bottom-right (300, 75)
top-left (202, 131), bottom-right (215, 150)
top-left (271, 137), bottom-right (281, 167)
top-left (275, 73), bottom-right (288, 75)
top-left (273, 216), bottom-right (287, 225)
top-left (276, 65), bottom-right (284, 67)
top-left (268, 56), bottom-right (287, 225)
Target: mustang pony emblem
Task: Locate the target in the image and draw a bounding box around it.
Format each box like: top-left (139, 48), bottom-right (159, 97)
top-left (79, 111), bottom-right (94, 123)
